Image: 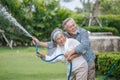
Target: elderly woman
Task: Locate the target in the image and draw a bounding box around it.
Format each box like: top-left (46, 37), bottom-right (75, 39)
top-left (33, 28), bottom-right (88, 80)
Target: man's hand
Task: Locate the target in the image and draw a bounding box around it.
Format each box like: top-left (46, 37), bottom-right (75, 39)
top-left (64, 49), bottom-right (75, 59)
top-left (67, 57), bottom-right (72, 62)
top-left (67, 53), bottom-right (81, 62)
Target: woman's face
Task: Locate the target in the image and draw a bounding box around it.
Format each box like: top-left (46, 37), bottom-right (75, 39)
top-left (56, 33), bottom-right (66, 46)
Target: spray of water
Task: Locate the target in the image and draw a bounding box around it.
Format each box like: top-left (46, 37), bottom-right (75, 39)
top-left (0, 4), bottom-right (32, 38)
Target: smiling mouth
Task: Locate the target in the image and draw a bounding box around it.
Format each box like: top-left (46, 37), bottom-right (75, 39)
top-left (72, 30), bottom-right (76, 33)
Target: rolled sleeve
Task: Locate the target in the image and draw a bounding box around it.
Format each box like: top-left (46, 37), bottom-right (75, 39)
top-left (75, 30), bottom-right (90, 54)
top-left (46, 42), bottom-right (56, 56)
top-left (47, 41), bottom-right (53, 49)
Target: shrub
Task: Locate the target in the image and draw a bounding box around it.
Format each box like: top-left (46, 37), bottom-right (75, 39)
top-left (83, 26), bottom-right (119, 35)
top-left (99, 15), bottom-right (120, 35)
top-left (72, 14), bottom-right (120, 36)
top-left (96, 52), bottom-right (120, 79)
top-left (70, 12), bottom-right (84, 26)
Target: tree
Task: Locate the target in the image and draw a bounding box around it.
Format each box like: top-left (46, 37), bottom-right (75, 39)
top-left (0, 0), bottom-right (62, 43)
top-left (0, 0), bottom-right (33, 45)
top-left (88, 0), bottom-right (102, 27)
top-left (79, 0), bottom-right (90, 14)
top-left (99, 0), bottom-right (120, 14)
top-left (78, 0), bottom-right (102, 27)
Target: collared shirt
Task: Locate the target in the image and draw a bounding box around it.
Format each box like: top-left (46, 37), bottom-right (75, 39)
top-left (64, 27), bottom-right (95, 65)
top-left (46, 38), bottom-right (86, 72)
top-left (47, 27), bottom-right (95, 65)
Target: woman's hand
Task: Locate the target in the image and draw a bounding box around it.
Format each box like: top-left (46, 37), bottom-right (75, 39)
top-left (36, 52), bottom-right (46, 59)
top-left (36, 52), bottom-right (42, 57)
top-left (67, 57), bottom-right (72, 62)
top-left (32, 36), bottom-right (48, 48)
top-left (32, 37), bottom-right (40, 44)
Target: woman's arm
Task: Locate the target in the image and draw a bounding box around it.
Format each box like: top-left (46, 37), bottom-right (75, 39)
top-left (38, 41), bottom-right (48, 48)
top-left (32, 37), bottom-right (48, 48)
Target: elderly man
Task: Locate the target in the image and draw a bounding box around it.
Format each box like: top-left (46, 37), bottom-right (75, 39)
top-left (32, 18), bottom-right (95, 80)
top-left (62, 18), bottom-right (95, 80)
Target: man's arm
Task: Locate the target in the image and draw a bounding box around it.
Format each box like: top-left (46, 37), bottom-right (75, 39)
top-left (67, 53), bottom-right (81, 62)
top-left (65, 29), bottom-right (90, 59)
top-left (74, 29), bottom-right (90, 54)
top-left (65, 29), bottom-right (89, 58)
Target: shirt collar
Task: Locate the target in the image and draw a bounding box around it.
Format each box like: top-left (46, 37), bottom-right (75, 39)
top-left (76, 28), bottom-right (81, 34)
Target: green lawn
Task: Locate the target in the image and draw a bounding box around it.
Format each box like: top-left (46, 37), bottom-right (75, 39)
top-left (0, 47), bottom-right (107, 80)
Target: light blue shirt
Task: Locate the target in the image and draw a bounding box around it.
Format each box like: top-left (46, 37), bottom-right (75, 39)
top-left (64, 27), bottom-right (95, 65)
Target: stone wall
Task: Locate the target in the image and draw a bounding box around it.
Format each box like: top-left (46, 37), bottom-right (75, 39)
top-left (89, 32), bottom-right (120, 52)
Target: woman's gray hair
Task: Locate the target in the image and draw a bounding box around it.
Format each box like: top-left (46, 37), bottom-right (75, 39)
top-left (51, 28), bottom-right (64, 47)
top-left (62, 17), bottom-right (75, 29)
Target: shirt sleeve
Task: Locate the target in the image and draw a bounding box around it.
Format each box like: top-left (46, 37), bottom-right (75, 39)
top-left (47, 41), bottom-right (54, 49)
top-left (47, 41), bottom-right (56, 56)
top-left (75, 30), bottom-right (89, 54)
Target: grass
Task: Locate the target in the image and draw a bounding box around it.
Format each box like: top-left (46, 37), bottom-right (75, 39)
top-left (0, 47), bottom-right (66, 80)
top-left (0, 46), bottom-right (111, 80)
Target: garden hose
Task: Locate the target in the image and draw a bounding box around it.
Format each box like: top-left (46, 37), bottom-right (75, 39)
top-left (35, 43), bottom-right (72, 80)
top-left (103, 64), bottom-right (115, 80)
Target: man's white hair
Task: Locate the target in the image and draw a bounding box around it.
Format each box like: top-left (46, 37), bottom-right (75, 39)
top-left (62, 17), bottom-right (75, 28)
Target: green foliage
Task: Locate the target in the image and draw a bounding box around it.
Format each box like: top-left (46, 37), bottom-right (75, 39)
top-left (0, 47), bottom-right (66, 80)
top-left (71, 14), bottom-right (120, 35)
top-left (96, 52), bottom-right (120, 79)
top-left (99, 0), bottom-right (120, 15)
top-left (31, 0), bottom-right (76, 41)
top-left (0, 0), bottom-right (62, 45)
top-left (0, 0), bottom-right (33, 44)
top-left (77, 0), bottom-right (91, 14)
top-left (99, 15), bottom-right (120, 35)
top-left (70, 12), bottom-right (84, 26)
top-left (1, 0), bottom-right (120, 46)
top-left (84, 26), bottom-right (119, 35)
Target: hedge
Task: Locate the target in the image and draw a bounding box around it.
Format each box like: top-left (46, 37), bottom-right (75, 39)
top-left (83, 26), bottom-right (119, 35)
top-left (99, 15), bottom-right (120, 35)
top-left (96, 52), bottom-right (120, 79)
top-left (1, 8), bottom-right (120, 46)
top-left (71, 14), bottom-right (120, 36)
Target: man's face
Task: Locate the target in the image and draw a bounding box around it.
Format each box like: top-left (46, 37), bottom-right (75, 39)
top-left (56, 33), bottom-right (66, 46)
top-left (64, 19), bottom-right (77, 35)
